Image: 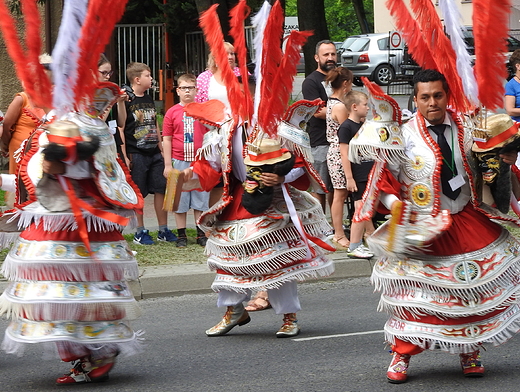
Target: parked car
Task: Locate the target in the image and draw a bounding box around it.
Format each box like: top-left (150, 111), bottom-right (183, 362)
top-left (462, 27), bottom-right (520, 56)
top-left (341, 33), bottom-right (405, 86)
top-left (336, 35), bottom-right (361, 60)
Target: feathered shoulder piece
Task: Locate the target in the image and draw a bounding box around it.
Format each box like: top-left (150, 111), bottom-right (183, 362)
top-left (348, 78), bottom-right (406, 165)
top-left (184, 100), bottom-right (229, 130)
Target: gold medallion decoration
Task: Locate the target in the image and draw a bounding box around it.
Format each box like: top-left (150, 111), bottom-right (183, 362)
top-left (411, 155), bottom-right (425, 171)
top-left (411, 183), bottom-right (432, 207)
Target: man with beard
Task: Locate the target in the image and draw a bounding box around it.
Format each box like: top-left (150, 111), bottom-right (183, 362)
top-left (302, 40), bottom-right (337, 213)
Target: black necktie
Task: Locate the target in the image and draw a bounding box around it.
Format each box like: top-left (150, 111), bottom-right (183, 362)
top-left (430, 124), bottom-right (461, 200)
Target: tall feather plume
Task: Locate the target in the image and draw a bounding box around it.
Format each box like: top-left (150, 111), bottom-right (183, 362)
top-left (199, 4), bottom-right (245, 122)
top-left (410, 0), bottom-right (469, 112)
top-left (473, 0), bottom-right (511, 110)
top-left (438, 0), bottom-right (478, 106)
top-left (256, 0), bottom-right (284, 134)
top-left (385, 0), bottom-right (436, 70)
top-left (0, 0), bottom-right (52, 109)
top-left (73, 0), bottom-right (129, 107)
top-left (260, 30), bottom-right (312, 136)
top-left (229, 0), bottom-right (253, 121)
top-left (51, 0), bottom-right (89, 116)
top-left (251, 1), bottom-right (272, 126)
top-left (20, 0), bottom-right (52, 109)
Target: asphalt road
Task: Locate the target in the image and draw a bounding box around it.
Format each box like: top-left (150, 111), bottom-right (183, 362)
top-left (0, 278), bottom-right (519, 391)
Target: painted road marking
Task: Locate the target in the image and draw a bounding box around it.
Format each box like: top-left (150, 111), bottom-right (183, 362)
top-left (293, 330), bottom-right (384, 341)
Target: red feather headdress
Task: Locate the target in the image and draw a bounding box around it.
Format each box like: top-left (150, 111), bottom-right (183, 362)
top-left (73, 0), bottom-right (129, 107)
top-left (229, 0), bottom-right (254, 121)
top-left (473, 0), bottom-right (511, 110)
top-left (199, 4), bottom-right (248, 124)
top-left (0, 0), bottom-right (52, 109)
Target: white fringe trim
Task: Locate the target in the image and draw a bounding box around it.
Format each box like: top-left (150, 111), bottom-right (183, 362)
top-left (0, 294), bottom-right (142, 321)
top-left (210, 258), bottom-right (334, 293)
top-left (13, 207), bottom-right (137, 232)
top-left (1, 330), bottom-right (145, 359)
top-left (1, 256), bottom-right (140, 282)
top-left (385, 313), bottom-right (520, 355)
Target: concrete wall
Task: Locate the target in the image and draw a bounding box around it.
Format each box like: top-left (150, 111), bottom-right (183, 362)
top-left (0, 2), bottom-right (62, 113)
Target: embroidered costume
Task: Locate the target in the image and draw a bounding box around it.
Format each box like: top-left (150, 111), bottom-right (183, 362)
top-left (0, 0), bottom-right (142, 384)
top-left (350, 77), bottom-right (520, 383)
top-left (186, 0), bottom-right (335, 337)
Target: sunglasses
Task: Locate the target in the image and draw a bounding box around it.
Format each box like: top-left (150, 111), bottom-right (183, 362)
top-left (98, 70), bottom-right (113, 77)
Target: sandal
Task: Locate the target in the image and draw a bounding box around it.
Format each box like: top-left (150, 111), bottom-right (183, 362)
top-left (332, 235), bottom-right (350, 250)
top-left (245, 292), bottom-right (271, 311)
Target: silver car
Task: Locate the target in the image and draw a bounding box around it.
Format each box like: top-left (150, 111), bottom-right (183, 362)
top-left (341, 33), bottom-right (404, 86)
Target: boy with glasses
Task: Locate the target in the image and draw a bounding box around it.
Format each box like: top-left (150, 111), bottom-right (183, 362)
top-left (163, 74), bottom-right (209, 247)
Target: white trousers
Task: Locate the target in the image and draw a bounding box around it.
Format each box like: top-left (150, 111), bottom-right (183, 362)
top-left (216, 281), bottom-right (301, 314)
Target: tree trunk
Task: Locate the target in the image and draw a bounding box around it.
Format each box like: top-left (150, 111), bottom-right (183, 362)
top-left (297, 0), bottom-right (329, 76)
top-left (352, 0), bottom-right (372, 34)
top-left (193, 0), bottom-right (240, 41)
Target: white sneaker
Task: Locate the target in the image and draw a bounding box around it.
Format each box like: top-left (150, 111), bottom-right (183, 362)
top-left (347, 245), bottom-right (374, 259)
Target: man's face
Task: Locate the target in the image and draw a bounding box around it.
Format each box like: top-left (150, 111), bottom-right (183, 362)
top-left (413, 81), bottom-right (448, 125)
top-left (315, 43), bottom-right (337, 73)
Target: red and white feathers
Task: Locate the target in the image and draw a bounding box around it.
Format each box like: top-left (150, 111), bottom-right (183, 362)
top-left (0, 0), bottom-right (52, 109)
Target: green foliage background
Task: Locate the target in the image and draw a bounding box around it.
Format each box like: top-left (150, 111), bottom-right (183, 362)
top-left (285, 0), bottom-right (374, 42)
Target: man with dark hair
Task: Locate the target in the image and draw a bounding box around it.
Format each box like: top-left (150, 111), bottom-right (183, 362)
top-left (302, 40), bottom-right (337, 213)
top-left (354, 69), bottom-right (520, 383)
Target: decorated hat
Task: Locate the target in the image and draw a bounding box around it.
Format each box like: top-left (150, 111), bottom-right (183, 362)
top-left (244, 138), bottom-right (291, 166)
top-left (472, 114), bottom-right (520, 153)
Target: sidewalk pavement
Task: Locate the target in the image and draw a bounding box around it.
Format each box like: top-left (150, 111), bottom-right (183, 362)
top-left (128, 251), bottom-right (374, 300)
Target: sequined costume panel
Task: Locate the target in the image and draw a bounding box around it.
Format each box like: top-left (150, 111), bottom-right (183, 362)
top-left (207, 186), bottom-right (334, 292)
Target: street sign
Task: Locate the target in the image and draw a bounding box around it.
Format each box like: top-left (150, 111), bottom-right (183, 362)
top-left (390, 31), bottom-right (402, 48)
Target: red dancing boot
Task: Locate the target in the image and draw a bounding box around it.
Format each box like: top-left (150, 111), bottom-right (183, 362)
top-left (56, 355), bottom-right (116, 385)
top-left (387, 352), bottom-right (411, 384)
top-left (460, 350), bottom-right (484, 377)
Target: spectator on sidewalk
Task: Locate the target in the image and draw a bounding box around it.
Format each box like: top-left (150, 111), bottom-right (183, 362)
top-left (325, 67), bottom-right (353, 250)
top-left (163, 73), bottom-right (209, 247)
top-left (195, 41), bottom-right (241, 108)
top-left (302, 40), bottom-right (337, 214)
top-left (97, 54), bottom-right (128, 161)
top-left (116, 62), bottom-right (177, 245)
top-left (338, 90), bottom-right (374, 258)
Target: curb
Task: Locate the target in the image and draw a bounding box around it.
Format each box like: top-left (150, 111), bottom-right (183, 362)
top-left (129, 252), bottom-right (374, 300)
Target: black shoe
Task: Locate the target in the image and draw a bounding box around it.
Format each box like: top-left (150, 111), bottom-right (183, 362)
top-left (176, 237), bottom-right (188, 248)
top-left (197, 236), bottom-right (208, 247)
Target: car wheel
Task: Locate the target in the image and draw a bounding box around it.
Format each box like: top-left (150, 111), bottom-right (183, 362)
top-left (353, 77), bottom-right (363, 87)
top-left (373, 64), bottom-right (394, 86)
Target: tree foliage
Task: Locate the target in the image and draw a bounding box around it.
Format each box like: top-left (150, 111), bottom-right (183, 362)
top-left (286, 0), bottom-right (373, 41)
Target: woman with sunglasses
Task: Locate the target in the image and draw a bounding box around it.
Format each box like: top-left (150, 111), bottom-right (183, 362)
top-left (97, 54), bottom-right (128, 163)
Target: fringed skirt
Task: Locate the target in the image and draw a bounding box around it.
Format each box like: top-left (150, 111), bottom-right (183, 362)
top-left (372, 205), bottom-right (520, 354)
top-left (206, 186), bottom-right (334, 293)
top-left (0, 223), bottom-right (142, 358)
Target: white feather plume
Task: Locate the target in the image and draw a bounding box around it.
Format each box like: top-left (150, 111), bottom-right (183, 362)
top-left (51, 0), bottom-right (89, 116)
top-left (251, 1), bottom-right (272, 127)
top-left (438, 0), bottom-right (479, 106)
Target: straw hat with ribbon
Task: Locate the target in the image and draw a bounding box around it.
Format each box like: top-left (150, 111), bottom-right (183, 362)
top-left (244, 138), bottom-right (291, 166)
top-left (472, 114), bottom-right (520, 153)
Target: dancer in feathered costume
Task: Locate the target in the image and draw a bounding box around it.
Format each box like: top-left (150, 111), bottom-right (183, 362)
top-left (349, 4), bottom-right (520, 379)
top-left (181, 0), bottom-right (335, 337)
top-left (0, 0), bottom-right (143, 384)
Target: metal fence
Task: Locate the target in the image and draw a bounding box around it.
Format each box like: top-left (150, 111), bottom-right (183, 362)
top-left (184, 26), bottom-right (256, 76)
top-left (114, 24), bottom-right (165, 102)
